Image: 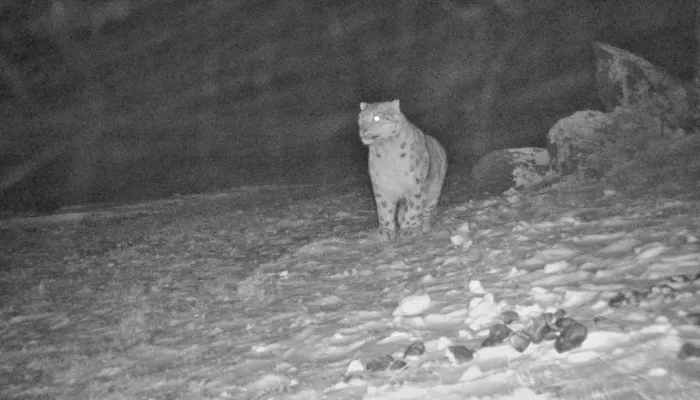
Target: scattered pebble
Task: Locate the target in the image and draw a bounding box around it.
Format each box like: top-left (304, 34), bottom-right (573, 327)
top-left (469, 280), bottom-right (486, 294)
top-left (481, 323), bottom-right (512, 347)
top-left (687, 312), bottom-right (700, 326)
top-left (509, 331), bottom-right (531, 353)
top-left (555, 320), bottom-right (588, 353)
top-left (544, 261), bottom-right (570, 273)
top-left (437, 336), bottom-right (453, 351)
top-left (393, 294), bottom-right (432, 317)
top-left (450, 235), bottom-right (466, 246)
top-left (501, 310), bottom-right (520, 324)
top-left (447, 345), bottom-right (474, 364)
top-left (459, 365), bottom-right (483, 381)
top-left (346, 360), bottom-right (364, 374)
top-left (677, 343), bottom-right (700, 360)
top-left (366, 355), bottom-right (394, 372)
top-left (457, 222), bottom-right (471, 233)
top-left (523, 315), bottom-right (552, 344)
top-left (647, 367), bottom-right (668, 377)
top-left (389, 360), bottom-right (407, 370)
top-left (403, 341), bottom-right (426, 358)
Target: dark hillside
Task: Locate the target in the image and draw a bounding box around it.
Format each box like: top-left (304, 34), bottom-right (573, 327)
top-left (0, 0), bottom-right (695, 210)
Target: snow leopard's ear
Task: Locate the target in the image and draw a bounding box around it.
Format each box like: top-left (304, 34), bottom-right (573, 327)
top-left (360, 102), bottom-right (367, 111)
top-left (390, 99), bottom-right (400, 110)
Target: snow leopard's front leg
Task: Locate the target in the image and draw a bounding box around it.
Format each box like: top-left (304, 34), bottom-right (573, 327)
top-left (372, 188), bottom-right (398, 240)
top-left (398, 191), bottom-right (424, 238)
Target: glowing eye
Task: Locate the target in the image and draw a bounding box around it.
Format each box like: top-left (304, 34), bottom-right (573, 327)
top-left (373, 115), bottom-right (381, 122)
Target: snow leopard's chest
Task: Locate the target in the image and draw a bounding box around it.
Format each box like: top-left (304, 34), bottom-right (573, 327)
top-left (368, 137), bottom-right (428, 196)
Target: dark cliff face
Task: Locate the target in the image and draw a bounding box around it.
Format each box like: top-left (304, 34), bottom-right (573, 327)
top-left (0, 0), bottom-right (696, 211)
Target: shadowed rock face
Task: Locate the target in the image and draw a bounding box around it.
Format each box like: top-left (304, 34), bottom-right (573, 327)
top-left (594, 42), bottom-right (700, 131)
top-left (0, 0), bottom-right (695, 210)
top-left (0, 153), bottom-right (71, 215)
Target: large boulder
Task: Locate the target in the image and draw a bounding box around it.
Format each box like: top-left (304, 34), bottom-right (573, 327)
top-left (471, 147), bottom-right (553, 199)
top-left (594, 42), bottom-right (700, 131)
top-left (547, 110), bottom-right (613, 178)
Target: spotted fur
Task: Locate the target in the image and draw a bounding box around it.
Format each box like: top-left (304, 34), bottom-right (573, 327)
top-left (358, 99), bottom-right (447, 240)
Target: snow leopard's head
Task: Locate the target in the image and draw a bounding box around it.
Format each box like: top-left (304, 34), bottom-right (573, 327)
top-left (358, 99), bottom-right (403, 145)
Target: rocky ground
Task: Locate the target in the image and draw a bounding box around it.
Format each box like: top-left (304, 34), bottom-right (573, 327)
top-left (1, 178), bottom-right (700, 400)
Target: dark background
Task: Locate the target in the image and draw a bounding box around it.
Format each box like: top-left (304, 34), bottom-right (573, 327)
top-left (0, 0), bottom-right (696, 211)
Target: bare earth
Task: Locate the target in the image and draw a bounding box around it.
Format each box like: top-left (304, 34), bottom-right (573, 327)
top-left (1, 181), bottom-right (700, 400)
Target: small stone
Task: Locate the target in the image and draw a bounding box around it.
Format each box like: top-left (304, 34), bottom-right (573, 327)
top-left (608, 292), bottom-right (627, 308)
top-left (501, 310), bottom-right (520, 325)
top-left (542, 312), bottom-right (557, 329)
top-left (677, 343), bottom-right (700, 360)
top-left (686, 312), bottom-right (700, 326)
top-left (555, 320), bottom-right (588, 353)
top-left (481, 323), bottom-right (512, 347)
top-left (403, 341), bottom-right (426, 358)
top-left (630, 288), bottom-right (651, 302)
top-left (458, 365), bottom-right (482, 381)
top-left (609, 288), bottom-right (649, 308)
top-left (647, 367), bottom-right (668, 377)
top-left (509, 331), bottom-right (531, 352)
top-left (457, 222), bottom-right (470, 233)
top-left (544, 261), bottom-right (569, 273)
top-left (436, 336), bottom-right (453, 351)
top-left (389, 359), bottom-right (407, 370)
top-left (450, 234), bottom-right (466, 246)
top-left (344, 373), bottom-right (364, 383)
top-left (447, 345), bottom-right (474, 364)
top-left (393, 294), bottom-right (432, 316)
top-left (346, 360), bottom-right (364, 374)
top-left (554, 317), bottom-right (577, 330)
top-left (469, 280), bottom-right (486, 294)
top-left (668, 275), bottom-right (691, 283)
top-left (365, 355), bottom-right (394, 372)
top-left (650, 284), bottom-right (676, 296)
top-left (523, 315), bottom-right (552, 343)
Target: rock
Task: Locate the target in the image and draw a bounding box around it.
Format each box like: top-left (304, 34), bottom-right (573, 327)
top-left (481, 323), bottom-right (513, 347)
top-left (677, 343), bottom-right (700, 360)
top-left (546, 110), bottom-right (613, 177)
top-left (470, 147), bottom-right (553, 199)
top-left (344, 374), bottom-right (364, 384)
top-left (686, 312), bottom-right (700, 326)
top-left (555, 320), bottom-right (588, 353)
top-left (389, 359), bottom-right (407, 370)
top-left (393, 293), bottom-right (431, 316)
top-left (447, 345), bottom-right (474, 363)
top-left (523, 314), bottom-right (553, 344)
top-left (365, 355), bottom-right (394, 372)
top-left (607, 292), bottom-right (627, 308)
top-left (346, 360), bottom-right (364, 374)
top-left (509, 331), bottom-right (531, 352)
top-left (501, 310), bottom-right (520, 325)
top-left (468, 280), bottom-right (486, 294)
top-left (554, 316), bottom-right (576, 330)
top-left (459, 365), bottom-right (483, 381)
top-left (649, 284), bottom-right (677, 296)
top-left (593, 41), bottom-right (700, 131)
top-left (608, 288), bottom-right (650, 308)
top-left (403, 341), bottom-right (426, 358)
